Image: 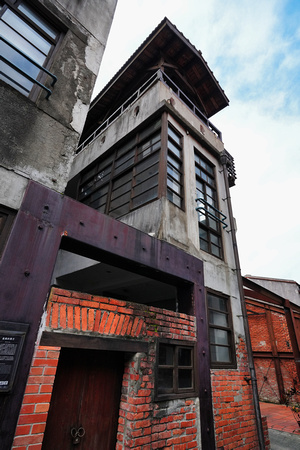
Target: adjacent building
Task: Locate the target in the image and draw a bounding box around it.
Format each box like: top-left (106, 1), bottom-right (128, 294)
top-left (1, 7), bottom-right (270, 449)
top-left (244, 276), bottom-right (300, 405)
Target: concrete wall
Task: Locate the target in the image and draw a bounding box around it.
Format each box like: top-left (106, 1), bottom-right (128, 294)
top-left (0, 0), bottom-right (118, 209)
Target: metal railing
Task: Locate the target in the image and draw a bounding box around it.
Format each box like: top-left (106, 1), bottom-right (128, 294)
top-left (76, 71), bottom-right (161, 154)
top-left (158, 70), bottom-right (222, 140)
top-left (76, 68), bottom-right (223, 155)
top-left (0, 35), bottom-right (57, 99)
top-left (195, 197), bottom-right (228, 229)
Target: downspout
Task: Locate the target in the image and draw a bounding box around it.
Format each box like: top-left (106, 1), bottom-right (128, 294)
top-left (220, 151), bottom-right (265, 450)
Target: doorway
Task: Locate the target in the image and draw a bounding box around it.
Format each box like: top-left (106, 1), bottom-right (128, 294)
top-left (42, 348), bottom-right (124, 449)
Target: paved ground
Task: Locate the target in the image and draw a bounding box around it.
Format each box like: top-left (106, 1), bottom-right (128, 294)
top-left (260, 402), bottom-right (300, 449)
top-left (268, 428), bottom-right (300, 449)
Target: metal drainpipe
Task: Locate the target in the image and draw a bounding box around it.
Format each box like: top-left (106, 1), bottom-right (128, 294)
top-left (220, 151), bottom-right (265, 450)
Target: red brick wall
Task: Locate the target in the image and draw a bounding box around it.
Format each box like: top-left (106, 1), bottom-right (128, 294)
top-left (246, 302), bottom-right (299, 404)
top-left (13, 287), bottom-right (266, 449)
top-left (12, 346), bottom-right (60, 449)
top-left (13, 288), bottom-right (199, 449)
top-left (212, 338), bottom-right (263, 450)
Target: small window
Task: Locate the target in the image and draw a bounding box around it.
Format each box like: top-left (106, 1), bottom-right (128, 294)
top-left (207, 292), bottom-right (236, 368)
top-left (0, 0), bottom-right (61, 99)
top-left (0, 205), bottom-right (16, 257)
top-left (156, 341), bottom-right (196, 400)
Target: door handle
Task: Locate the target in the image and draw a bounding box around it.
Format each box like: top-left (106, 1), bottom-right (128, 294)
top-left (71, 427), bottom-right (85, 445)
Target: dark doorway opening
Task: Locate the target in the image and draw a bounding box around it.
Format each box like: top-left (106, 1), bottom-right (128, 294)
top-left (42, 348), bottom-right (124, 450)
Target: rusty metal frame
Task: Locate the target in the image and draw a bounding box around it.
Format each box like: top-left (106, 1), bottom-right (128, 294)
top-left (243, 277), bottom-right (300, 396)
top-left (0, 181), bottom-right (215, 449)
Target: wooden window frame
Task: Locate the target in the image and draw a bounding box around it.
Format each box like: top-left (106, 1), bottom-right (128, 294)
top-left (195, 150), bottom-right (223, 258)
top-left (155, 339), bottom-right (197, 401)
top-left (207, 290), bottom-right (236, 369)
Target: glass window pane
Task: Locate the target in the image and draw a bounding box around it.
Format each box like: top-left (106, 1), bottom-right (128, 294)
top-left (131, 187), bottom-right (157, 208)
top-left (109, 203), bottom-right (130, 218)
top-left (167, 154), bottom-right (181, 170)
top-left (168, 140), bottom-right (181, 158)
top-left (112, 171), bottom-right (132, 190)
top-left (200, 238), bottom-right (208, 252)
top-left (139, 119), bottom-right (161, 141)
top-left (211, 244), bottom-right (221, 257)
top-left (18, 3), bottom-right (58, 39)
top-left (167, 177), bottom-right (181, 195)
top-left (208, 217), bottom-right (218, 231)
top-left (117, 138), bottom-right (136, 158)
top-left (167, 163), bottom-right (181, 182)
top-left (114, 150), bottom-right (134, 174)
top-left (167, 189), bottom-right (181, 207)
top-left (0, 60), bottom-right (33, 94)
top-left (0, 21), bottom-right (46, 65)
top-left (135, 155), bottom-right (159, 175)
top-left (178, 369), bottom-right (192, 389)
top-left (210, 345), bottom-right (231, 363)
top-left (207, 295), bottom-right (227, 312)
top-left (159, 345), bottom-right (173, 365)
top-left (210, 328), bottom-right (229, 345)
top-left (133, 175), bottom-right (158, 197)
top-left (178, 348), bottom-right (191, 366)
top-left (199, 227), bottom-right (208, 240)
top-left (111, 180), bottom-right (131, 201)
top-left (209, 310), bottom-right (228, 327)
top-left (168, 126), bottom-right (181, 145)
top-left (3, 9), bottom-right (52, 55)
top-left (158, 368), bottom-right (173, 391)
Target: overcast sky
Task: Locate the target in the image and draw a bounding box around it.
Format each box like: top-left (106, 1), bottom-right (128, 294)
top-left (93, 0), bottom-right (300, 282)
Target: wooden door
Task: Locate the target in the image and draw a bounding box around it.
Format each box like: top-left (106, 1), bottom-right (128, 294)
top-left (42, 348), bottom-right (123, 449)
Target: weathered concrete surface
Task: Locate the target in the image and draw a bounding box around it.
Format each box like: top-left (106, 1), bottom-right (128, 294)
top-left (0, 0), bottom-right (118, 204)
top-left (269, 428), bottom-right (300, 449)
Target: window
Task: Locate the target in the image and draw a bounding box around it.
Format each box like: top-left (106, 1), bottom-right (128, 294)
top-left (195, 152), bottom-right (222, 258)
top-left (78, 119), bottom-right (161, 218)
top-left (207, 292), bottom-right (236, 368)
top-left (167, 125), bottom-right (183, 208)
top-left (156, 341), bottom-right (196, 399)
top-left (0, 0), bottom-right (60, 98)
top-left (0, 205), bottom-right (16, 257)
top-left (76, 119), bottom-right (185, 216)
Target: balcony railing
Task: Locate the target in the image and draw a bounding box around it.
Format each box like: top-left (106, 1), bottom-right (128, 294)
top-left (0, 35), bottom-right (57, 99)
top-left (196, 197), bottom-right (228, 229)
top-left (158, 70), bottom-right (222, 141)
top-left (76, 69), bottom-right (222, 155)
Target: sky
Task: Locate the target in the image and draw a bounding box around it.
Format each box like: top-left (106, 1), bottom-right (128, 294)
top-left (93, 0), bottom-right (300, 282)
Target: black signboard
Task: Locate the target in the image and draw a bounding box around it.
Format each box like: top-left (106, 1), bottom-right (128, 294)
top-left (0, 322), bottom-right (28, 393)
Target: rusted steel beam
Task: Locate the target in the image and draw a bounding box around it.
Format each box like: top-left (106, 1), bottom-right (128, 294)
top-left (253, 352), bottom-right (294, 359)
top-left (265, 308), bottom-right (285, 403)
top-left (284, 300), bottom-right (300, 382)
top-left (243, 277), bottom-right (284, 306)
top-left (244, 287), bottom-right (283, 307)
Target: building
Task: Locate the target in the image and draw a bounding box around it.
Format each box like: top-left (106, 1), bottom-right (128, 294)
top-left (1, 9), bottom-right (269, 450)
top-left (244, 276), bottom-right (300, 405)
top-left (0, 0), bottom-right (118, 448)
